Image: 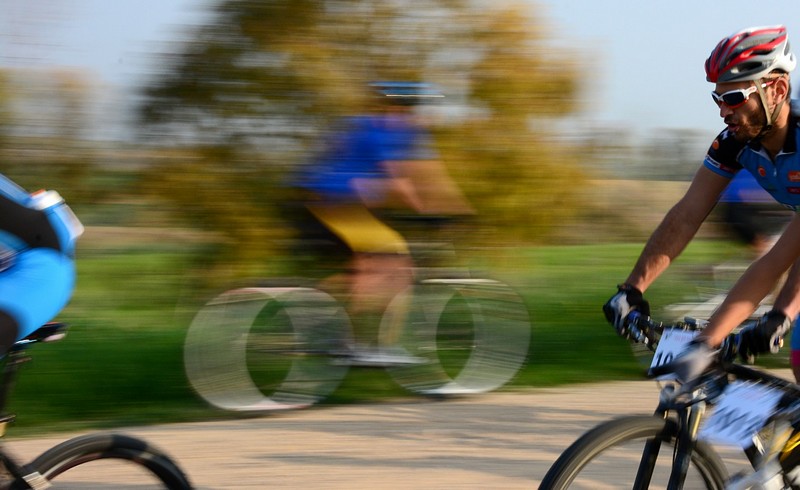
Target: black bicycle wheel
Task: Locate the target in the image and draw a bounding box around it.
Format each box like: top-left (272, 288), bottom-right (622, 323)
top-left (12, 433), bottom-right (192, 489)
top-left (539, 415), bottom-right (728, 490)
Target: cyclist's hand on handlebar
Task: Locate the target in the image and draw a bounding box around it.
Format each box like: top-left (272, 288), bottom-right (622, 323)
top-left (736, 310), bottom-right (792, 363)
top-left (603, 284), bottom-right (650, 339)
top-left (649, 338), bottom-right (718, 383)
top-left (717, 335), bottom-right (739, 363)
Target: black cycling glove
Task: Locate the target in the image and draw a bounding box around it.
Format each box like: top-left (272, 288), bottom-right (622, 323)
top-left (603, 284), bottom-right (650, 338)
top-left (736, 309), bottom-right (793, 363)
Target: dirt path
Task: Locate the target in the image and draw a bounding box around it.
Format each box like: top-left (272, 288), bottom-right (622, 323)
top-left (2, 378), bottom-right (703, 489)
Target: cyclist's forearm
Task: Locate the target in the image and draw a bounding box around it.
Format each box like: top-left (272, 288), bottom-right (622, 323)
top-left (771, 259), bottom-right (800, 319)
top-left (625, 207), bottom-right (702, 292)
top-left (626, 167), bottom-right (729, 292)
top-left (702, 271), bottom-right (782, 347)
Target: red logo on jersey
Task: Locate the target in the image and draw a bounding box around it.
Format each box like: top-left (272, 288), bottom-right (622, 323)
top-left (790, 171), bottom-right (800, 182)
top-left (711, 139), bottom-right (720, 150)
top-left (758, 166), bottom-right (767, 177)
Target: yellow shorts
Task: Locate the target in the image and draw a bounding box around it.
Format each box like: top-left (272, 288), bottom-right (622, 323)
top-left (305, 203), bottom-right (409, 255)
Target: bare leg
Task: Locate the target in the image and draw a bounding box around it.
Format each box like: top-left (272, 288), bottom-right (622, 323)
top-left (348, 253), bottom-right (413, 346)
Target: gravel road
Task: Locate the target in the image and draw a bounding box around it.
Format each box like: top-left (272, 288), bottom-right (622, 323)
top-left (8, 371), bottom-right (792, 489)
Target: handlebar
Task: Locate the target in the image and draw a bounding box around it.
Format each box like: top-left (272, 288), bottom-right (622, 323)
top-left (623, 311), bottom-right (661, 346)
top-left (623, 312), bottom-right (733, 380)
top-left (624, 311), bottom-right (707, 352)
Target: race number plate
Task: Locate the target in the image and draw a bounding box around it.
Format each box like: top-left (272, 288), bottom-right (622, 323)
top-left (698, 381), bottom-right (783, 448)
top-left (649, 328), bottom-right (697, 379)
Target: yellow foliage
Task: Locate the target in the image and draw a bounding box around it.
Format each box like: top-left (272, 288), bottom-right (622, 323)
top-left (137, 0), bottom-right (593, 276)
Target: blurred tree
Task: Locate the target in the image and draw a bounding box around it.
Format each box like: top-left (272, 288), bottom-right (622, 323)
top-left (137, 0), bottom-right (590, 280)
top-left (0, 72), bottom-right (11, 153)
top-left (436, 3), bottom-right (585, 242)
top-left (1, 1), bottom-right (102, 204)
top-left (0, 69), bottom-right (95, 203)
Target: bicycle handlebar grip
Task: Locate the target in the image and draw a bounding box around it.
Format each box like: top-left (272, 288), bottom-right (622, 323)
top-left (626, 311), bottom-right (643, 323)
top-left (624, 311), bottom-right (659, 344)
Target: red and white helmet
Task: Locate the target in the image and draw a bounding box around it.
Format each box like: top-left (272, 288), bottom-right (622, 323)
top-left (705, 25), bottom-right (796, 83)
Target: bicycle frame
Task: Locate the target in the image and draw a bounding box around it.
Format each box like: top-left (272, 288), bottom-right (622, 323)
top-left (541, 313), bottom-right (800, 490)
top-left (0, 322), bottom-right (193, 489)
top-left (0, 322), bottom-right (67, 488)
top-left (635, 314), bottom-right (800, 489)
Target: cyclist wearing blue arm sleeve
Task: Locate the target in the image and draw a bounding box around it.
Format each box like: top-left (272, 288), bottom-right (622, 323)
top-left (0, 173), bottom-right (82, 354)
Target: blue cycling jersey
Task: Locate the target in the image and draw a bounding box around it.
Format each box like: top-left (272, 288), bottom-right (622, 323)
top-left (297, 114), bottom-right (436, 201)
top-left (704, 104), bottom-right (800, 211)
top-left (0, 173), bottom-right (79, 338)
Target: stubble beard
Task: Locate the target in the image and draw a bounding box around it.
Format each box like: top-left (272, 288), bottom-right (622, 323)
top-left (728, 108), bottom-right (767, 142)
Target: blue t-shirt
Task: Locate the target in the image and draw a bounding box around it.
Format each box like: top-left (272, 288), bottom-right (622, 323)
top-left (297, 114), bottom-right (436, 201)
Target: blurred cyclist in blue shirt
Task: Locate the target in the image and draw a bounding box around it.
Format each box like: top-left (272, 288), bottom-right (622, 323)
top-left (292, 82), bottom-right (472, 355)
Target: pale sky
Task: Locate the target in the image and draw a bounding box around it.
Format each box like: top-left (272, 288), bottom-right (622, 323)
top-left (1, 0), bottom-right (799, 137)
top-left (542, 0), bottom-right (800, 136)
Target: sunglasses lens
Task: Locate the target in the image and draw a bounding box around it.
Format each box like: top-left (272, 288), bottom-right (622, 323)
top-left (722, 92), bottom-right (746, 107)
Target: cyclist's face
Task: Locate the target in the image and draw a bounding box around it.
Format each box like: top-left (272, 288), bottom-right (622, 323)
top-left (713, 81), bottom-right (766, 141)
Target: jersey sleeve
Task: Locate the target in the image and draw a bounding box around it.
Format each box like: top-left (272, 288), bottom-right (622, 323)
top-left (703, 129), bottom-right (745, 178)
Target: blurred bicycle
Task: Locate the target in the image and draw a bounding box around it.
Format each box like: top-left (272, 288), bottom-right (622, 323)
top-left (183, 235), bottom-right (531, 411)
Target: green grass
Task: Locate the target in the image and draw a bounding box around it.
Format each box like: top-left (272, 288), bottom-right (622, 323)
top-left (503, 239), bottom-right (761, 385)
top-left (6, 247), bottom-right (224, 433)
top-left (4, 237), bottom-right (762, 434)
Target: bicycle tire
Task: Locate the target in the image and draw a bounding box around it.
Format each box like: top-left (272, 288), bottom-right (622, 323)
top-left (539, 415), bottom-right (728, 490)
top-left (185, 286), bottom-right (350, 411)
top-left (12, 432), bottom-right (192, 489)
top-left (380, 278), bottom-right (530, 395)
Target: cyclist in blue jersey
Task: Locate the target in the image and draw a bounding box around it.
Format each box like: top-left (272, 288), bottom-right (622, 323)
top-left (0, 174), bottom-right (81, 356)
top-left (292, 82), bottom-right (472, 357)
top-left (603, 25), bottom-right (800, 380)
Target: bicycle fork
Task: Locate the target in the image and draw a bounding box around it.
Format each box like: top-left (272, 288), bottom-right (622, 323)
top-left (640, 403), bottom-right (790, 490)
top-left (633, 399), bottom-right (706, 490)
